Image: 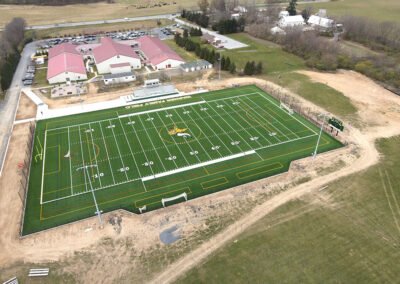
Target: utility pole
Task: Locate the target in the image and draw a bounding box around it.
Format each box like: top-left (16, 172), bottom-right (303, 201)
top-left (313, 113), bottom-right (326, 159)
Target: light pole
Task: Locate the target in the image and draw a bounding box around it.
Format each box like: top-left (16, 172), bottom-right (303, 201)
top-left (313, 113), bottom-right (327, 159)
top-left (218, 52), bottom-right (221, 80)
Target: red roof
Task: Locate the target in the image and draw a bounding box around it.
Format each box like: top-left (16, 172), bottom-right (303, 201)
top-left (48, 43), bottom-right (80, 59)
top-left (93, 37), bottom-right (139, 64)
top-left (47, 52), bottom-right (86, 79)
top-left (137, 36), bottom-right (183, 66)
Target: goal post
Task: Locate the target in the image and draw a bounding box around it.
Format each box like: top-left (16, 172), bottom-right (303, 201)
top-left (161, 192), bottom-right (188, 208)
top-left (280, 101), bottom-right (294, 115)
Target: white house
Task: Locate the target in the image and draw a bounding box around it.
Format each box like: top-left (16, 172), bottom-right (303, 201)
top-left (279, 15), bottom-right (305, 28)
top-left (308, 15), bottom-right (334, 30)
top-left (103, 72), bottom-right (136, 85)
top-left (180, 60), bottom-right (213, 72)
top-left (137, 36), bottom-right (184, 70)
top-left (93, 37), bottom-right (141, 74)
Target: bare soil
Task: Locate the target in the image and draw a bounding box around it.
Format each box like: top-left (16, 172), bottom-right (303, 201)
top-left (1, 70), bottom-right (400, 283)
top-left (15, 93), bottom-right (37, 120)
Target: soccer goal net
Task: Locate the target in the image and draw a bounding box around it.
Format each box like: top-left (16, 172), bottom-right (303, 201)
top-left (280, 102), bottom-right (294, 115)
top-left (161, 192), bottom-right (188, 208)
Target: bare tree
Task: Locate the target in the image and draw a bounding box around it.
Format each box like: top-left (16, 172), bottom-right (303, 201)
top-left (3, 17), bottom-right (26, 49)
top-left (301, 5), bottom-right (313, 22)
top-left (198, 0), bottom-right (209, 14)
top-left (211, 0), bottom-right (226, 13)
top-left (265, 0), bottom-right (281, 25)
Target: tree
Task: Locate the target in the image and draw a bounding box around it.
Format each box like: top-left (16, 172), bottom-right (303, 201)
top-left (286, 0), bottom-right (297, 16)
top-left (183, 29), bottom-right (189, 38)
top-left (211, 0), bottom-right (226, 13)
top-left (198, 0), bottom-right (209, 14)
top-left (243, 61), bottom-right (252, 75)
top-left (256, 61), bottom-right (263, 74)
top-left (229, 62), bottom-right (236, 74)
top-left (265, 0), bottom-right (281, 24)
top-left (224, 56), bottom-right (231, 70)
top-left (301, 6), bottom-right (313, 22)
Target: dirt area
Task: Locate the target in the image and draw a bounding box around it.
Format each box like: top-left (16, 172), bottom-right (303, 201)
top-left (15, 93), bottom-right (37, 120)
top-left (1, 70), bottom-right (400, 283)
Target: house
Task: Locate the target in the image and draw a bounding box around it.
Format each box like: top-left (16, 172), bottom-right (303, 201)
top-left (270, 26), bottom-right (286, 35)
top-left (47, 43), bottom-right (87, 84)
top-left (308, 15), bottom-right (334, 31)
top-left (93, 37), bottom-right (141, 74)
top-left (201, 33), bottom-right (222, 45)
top-left (136, 36), bottom-right (184, 70)
top-left (279, 15), bottom-right (305, 28)
top-left (279, 11), bottom-right (289, 18)
top-left (180, 60), bottom-right (213, 72)
top-left (103, 72), bottom-right (136, 85)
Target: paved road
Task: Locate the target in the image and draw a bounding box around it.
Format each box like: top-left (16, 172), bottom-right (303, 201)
top-left (0, 41), bottom-right (37, 176)
top-left (25, 14), bottom-right (177, 31)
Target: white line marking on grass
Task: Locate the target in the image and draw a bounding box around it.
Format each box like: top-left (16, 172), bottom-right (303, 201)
top-left (126, 116), bottom-right (156, 179)
top-left (142, 150), bottom-right (256, 181)
top-left (68, 127), bottom-right (74, 195)
top-left (137, 115), bottom-right (167, 173)
top-left (256, 92), bottom-right (318, 135)
top-left (117, 117), bottom-right (143, 179)
top-left (40, 130), bottom-right (47, 204)
top-left (88, 123), bottom-right (103, 188)
top-left (243, 96), bottom-right (300, 139)
top-left (189, 105), bottom-right (235, 156)
top-left (78, 125), bottom-right (89, 193)
top-left (171, 108), bottom-right (212, 162)
top-left (108, 120), bottom-right (129, 181)
top-left (238, 97), bottom-right (289, 141)
top-left (154, 111), bottom-right (192, 167)
top-left (206, 101), bottom-right (253, 155)
top-left (118, 101), bottom-right (206, 118)
top-left (98, 122), bottom-right (116, 184)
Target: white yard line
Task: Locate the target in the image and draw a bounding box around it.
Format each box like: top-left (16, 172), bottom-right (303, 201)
top-left (189, 105), bottom-right (235, 156)
top-left (145, 113), bottom-right (180, 170)
top-left (98, 122), bottom-right (116, 184)
top-left (88, 123), bottom-right (103, 188)
top-left (107, 120), bottom-right (129, 181)
top-left (118, 100), bottom-right (206, 119)
top-left (243, 96), bottom-right (300, 139)
top-left (256, 92), bottom-right (318, 135)
top-left (137, 115), bottom-right (167, 173)
top-left (171, 108), bottom-right (210, 162)
top-left (67, 127), bottom-right (74, 195)
top-left (227, 99), bottom-right (273, 145)
top-left (218, 100), bottom-right (265, 149)
top-left (39, 130), bottom-right (47, 205)
top-left (205, 101), bottom-right (253, 154)
top-left (238, 97), bottom-right (289, 141)
top-left (117, 117), bottom-right (143, 179)
top-left (154, 111), bottom-right (192, 167)
top-left (142, 151), bottom-right (256, 181)
top-left (77, 125), bottom-right (89, 193)
top-left (126, 116), bottom-right (156, 178)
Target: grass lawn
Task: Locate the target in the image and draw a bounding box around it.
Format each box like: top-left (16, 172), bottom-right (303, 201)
top-left (222, 33), bottom-right (306, 74)
top-left (267, 72), bottom-right (358, 119)
top-left (177, 136), bottom-right (400, 283)
top-left (299, 0), bottom-right (400, 23)
top-left (32, 67), bottom-right (48, 87)
top-left (164, 39), bottom-right (199, 62)
top-left (26, 19), bottom-right (172, 39)
top-left (22, 85), bottom-right (341, 235)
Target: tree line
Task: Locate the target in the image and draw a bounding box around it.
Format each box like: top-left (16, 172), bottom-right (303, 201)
top-left (211, 17), bottom-right (245, 34)
top-left (174, 33), bottom-right (236, 74)
top-left (181, 10), bottom-right (209, 28)
top-left (0, 17), bottom-right (27, 95)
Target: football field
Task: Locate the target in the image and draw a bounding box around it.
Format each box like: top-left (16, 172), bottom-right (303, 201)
top-left (23, 85), bottom-right (342, 235)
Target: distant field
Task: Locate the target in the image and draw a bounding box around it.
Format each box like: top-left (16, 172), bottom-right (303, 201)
top-left (23, 85), bottom-right (341, 235)
top-left (300, 0), bottom-right (400, 23)
top-left (177, 136), bottom-right (400, 283)
top-left (0, 0), bottom-right (195, 28)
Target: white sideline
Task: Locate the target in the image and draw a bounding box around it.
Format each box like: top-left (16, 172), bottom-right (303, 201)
top-left (118, 100), bottom-right (206, 118)
top-left (141, 150), bottom-right (256, 182)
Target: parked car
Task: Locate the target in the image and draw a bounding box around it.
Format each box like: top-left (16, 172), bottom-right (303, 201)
top-left (23, 80), bottom-right (33, 86)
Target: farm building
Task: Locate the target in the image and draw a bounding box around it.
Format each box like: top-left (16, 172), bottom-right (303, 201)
top-left (93, 37), bottom-right (141, 74)
top-left (47, 43), bottom-right (87, 84)
top-left (181, 60), bottom-right (213, 72)
top-left (308, 15), bottom-right (334, 30)
top-left (137, 36), bottom-right (184, 70)
top-left (279, 15), bottom-right (305, 28)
